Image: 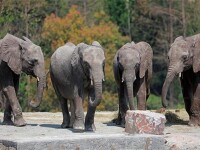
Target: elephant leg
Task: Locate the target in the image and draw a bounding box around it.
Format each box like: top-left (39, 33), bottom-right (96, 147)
top-left (189, 72), bottom-right (200, 126)
top-left (85, 105), bottom-right (96, 131)
top-left (180, 70), bottom-right (193, 119)
top-left (146, 76), bottom-right (151, 100)
top-left (2, 75), bottom-right (19, 125)
top-left (3, 86), bottom-right (26, 126)
top-left (2, 99), bottom-right (14, 125)
top-left (115, 84), bottom-right (128, 127)
top-left (51, 78), bottom-right (70, 128)
top-left (137, 78), bottom-right (147, 110)
top-left (73, 95), bottom-right (85, 131)
top-left (69, 100), bottom-right (75, 128)
top-left (113, 87), bottom-right (122, 125)
top-left (60, 97), bottom-right (70, 128)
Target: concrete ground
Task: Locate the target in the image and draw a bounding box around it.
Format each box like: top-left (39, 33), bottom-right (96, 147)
top-left (0, 110), bottom-right (199, 150)
top-left (163, 110), bottom-right (200, 150)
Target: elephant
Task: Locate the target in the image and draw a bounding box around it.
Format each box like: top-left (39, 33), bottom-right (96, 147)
top-left (0, 33), bottom-right (46, 126)
top-left (50, 41), bottom-right (105, 131)
top-left (113, 41), bottom-right (153, 126)
top-left (162, 34), bottom-right (200, 126)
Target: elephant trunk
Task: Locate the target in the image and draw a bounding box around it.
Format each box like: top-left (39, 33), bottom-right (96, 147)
top-left (30, 64), bottom-right (46, 108)
top-left (126, 81), bottom-right (135, 110)
top-left (161, 66), bottom-right (176, 108)
top-left (123, 69), bottom-right (135, 110)
top-left (89, 80), bottom-right (102, 107)
top-left (89, 68), bottom-right (103, 107)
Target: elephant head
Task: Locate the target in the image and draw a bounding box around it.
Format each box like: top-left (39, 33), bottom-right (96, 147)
top-left (116, 41), bottom-right (152, 109)
top-left (0, 33), bottom-right (46, 108)
top-left (162, 34), bottom-right (200, 107)
top-left (71, 41), bottom-right (105, 107)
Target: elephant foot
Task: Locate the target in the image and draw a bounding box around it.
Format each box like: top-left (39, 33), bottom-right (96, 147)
top-left (2, 119), bottom-right (14, 125)
top-left (69, 122), bottom-right (74, 128)
top-left (61, 122), bottom-right (70, 128)
top-left (14, 116), bottom-right (26, 127)
top-left (2, 113), bottom-right (14, 125)
top-left (188, 116), bottom-right (200, 126)
top-left (113, 116), bottom-right (125, 127)
top-left (85, 123), bottom-right (96, 131)
top-left (73, 120), bottom-right (85, 132)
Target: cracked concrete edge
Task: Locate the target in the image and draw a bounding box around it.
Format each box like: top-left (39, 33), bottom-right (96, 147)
top-left (0, 136), bottom-right (165, 150)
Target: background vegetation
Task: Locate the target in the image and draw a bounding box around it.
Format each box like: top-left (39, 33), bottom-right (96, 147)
top-left (1, 0), bottom-right (200, 112)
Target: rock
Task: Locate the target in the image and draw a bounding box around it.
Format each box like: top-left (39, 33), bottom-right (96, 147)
top-left (125, 110), bottom-right (166, 135)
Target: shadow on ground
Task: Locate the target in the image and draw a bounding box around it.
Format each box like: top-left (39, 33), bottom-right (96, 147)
top-left (40, 124), bottom-right (61, 129)
top-left (165, 111), bottom-right (188, 126)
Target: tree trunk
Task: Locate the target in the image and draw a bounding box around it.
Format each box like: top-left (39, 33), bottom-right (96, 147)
top-left (126, 0), bottom-right (131, 40)
top-left (169, 0), bottom-right (174, 108)
top-left (182, 0), bottom-right (186, 37)
top-left (24, 0), bottom-right (31, 106)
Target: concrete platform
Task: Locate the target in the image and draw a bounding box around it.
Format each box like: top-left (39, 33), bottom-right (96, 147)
top-left (0, 112), bottom-right (165, 150)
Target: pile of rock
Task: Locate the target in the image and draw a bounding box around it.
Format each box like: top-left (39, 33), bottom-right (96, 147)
top-left (125, 110), bottom-right (166, 135)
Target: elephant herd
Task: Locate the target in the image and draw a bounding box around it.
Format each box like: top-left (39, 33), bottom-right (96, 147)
top-left (0, 33), bottom-right (200, 132)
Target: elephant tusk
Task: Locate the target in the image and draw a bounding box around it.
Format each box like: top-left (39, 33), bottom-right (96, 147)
top-left (179, 73), bottom-right (181, 78)
top-left (121, 78), bottom-right (124, 83)
top-left (91, 80), bottom-right (93, 86)
top-left (37, 77), bottom-right (40, 82)
top-left (102, 78), bottom-right (105, 82)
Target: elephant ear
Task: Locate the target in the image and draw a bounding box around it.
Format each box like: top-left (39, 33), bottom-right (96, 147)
top-left (121, 42), bottom-right (132, 49)
top-left (113, 51), bottom-right (121, 84)
top-left (0, 34), bottom-right (23, 74)
top-left (192, 36), bottom-right (200, 73)
top-left (135, 42), bottom-right (153, 78)
top-left (131, 41), bottom-right (135, 47)
top-left (65, 42), bottom-right (76, 48)
top-left (92, 41), bottom-right (102, 48)
top-left (71, 43), bottom-right (88, 71)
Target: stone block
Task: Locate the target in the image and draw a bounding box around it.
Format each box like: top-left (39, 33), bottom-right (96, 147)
top-left (125, 110), bottom-right (166, 135)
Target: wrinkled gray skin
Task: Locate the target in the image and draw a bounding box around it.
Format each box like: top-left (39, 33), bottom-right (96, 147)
top-left (162, 34), bottom-right (200, 126)
top-left (113, 41), bottom-right (153, 126)
top-left (50, 41), bottom-right (105, 131)
top-left (0, 33), bottom-right (46, 127)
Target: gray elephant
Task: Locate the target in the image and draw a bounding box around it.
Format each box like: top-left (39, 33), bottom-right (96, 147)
top-left (113, 41), bottom-right (153, 126)
top-left (50, 41), bottom-right (105, 131)
top-left (0, 33), bottom-right (46, 126)
top-left (162, 34), bottom-right (200, 126)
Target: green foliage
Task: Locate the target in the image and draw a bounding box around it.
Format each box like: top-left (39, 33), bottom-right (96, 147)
top-left (18, 74), bottom-right (29, 111)
top-left (105, 0), bottom-right (129, 35)
top-left (147, 94), bottom-right (162, 110)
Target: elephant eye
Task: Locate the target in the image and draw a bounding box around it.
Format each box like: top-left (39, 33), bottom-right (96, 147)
top-left (84, 61), bottom-right (89, 68)
top-left (182, 55), bottom-right (188, 61)
top-left (135, 63), bottom-right (139, 68)
top-left (102, 61), bottom-right (105, 67)
top-left (28, 59), bottom-right (38, 66)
